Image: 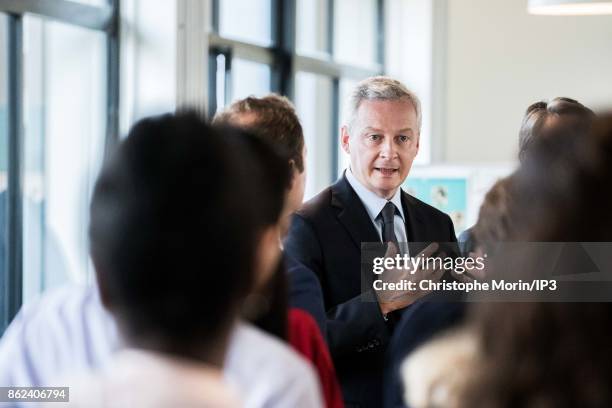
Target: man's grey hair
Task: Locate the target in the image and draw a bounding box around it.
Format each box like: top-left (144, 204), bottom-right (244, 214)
top-left (345, 76), bottom-right (422, 133)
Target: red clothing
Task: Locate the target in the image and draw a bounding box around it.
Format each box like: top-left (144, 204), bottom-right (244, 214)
top-left (288, 308), bottom-right (344, 408)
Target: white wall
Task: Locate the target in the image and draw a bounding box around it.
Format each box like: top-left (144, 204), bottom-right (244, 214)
top-left (444, 0), bottom-right (612, 163)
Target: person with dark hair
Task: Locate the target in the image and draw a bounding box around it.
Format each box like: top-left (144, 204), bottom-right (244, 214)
top-left (0, 112), bottom-right (323, 408)
top-left (67, 112), bottom-right (285, 405)
top-left (213, 94), bottom-right (326, 335)
top-left (458, 96), bottom-right (594, 256)
top-left (458, 115), bottom-right (612, 408)
top-left (402, 114), bottom-right (612, 408)
top-left (215, 95), bottom-right (343, 408)
top-left (518, 97), bottom-right (594, 162)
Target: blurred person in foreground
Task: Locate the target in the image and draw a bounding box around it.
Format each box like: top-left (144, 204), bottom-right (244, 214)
top-left (386, 97), bottom-right (594, 408)
top-left (397, 176), bottom-right (517, 408)
top-left (0, 112), bottom-right (322, 408)
top-left (214, 94), bottom-right (343, 408)
top-left (402, 113), bottom-right (612, 408)
top-left (383, 175), bottom-right (517, 408)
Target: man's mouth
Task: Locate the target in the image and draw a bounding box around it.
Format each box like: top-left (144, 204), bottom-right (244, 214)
top-left (374, 167), bottom-right (399, 176)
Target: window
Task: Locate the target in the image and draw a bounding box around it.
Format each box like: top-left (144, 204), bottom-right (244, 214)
top-left (22, 16), bottom-right (107, 301)
top-left (0, 1), bottom-right (119, 333)
top-left (208, 0), bottom-right (385, 199)
top-left (0, 13), bottom-right (9, 331)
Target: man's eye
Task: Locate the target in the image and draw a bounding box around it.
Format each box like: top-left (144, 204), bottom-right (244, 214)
top-left (369, 134), bottom-right (381, 141)
top-left (398, 135), bottom-right (409, 142)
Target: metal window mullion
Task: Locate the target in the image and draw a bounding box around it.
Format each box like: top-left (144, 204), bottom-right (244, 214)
top-left (0, 0), bottom-right (113, 32)
top-left (294, 54), bottom-right (380, 80)
top-left (330, 77), bottom-right (340, 181)
top-left (271, 0), bottom-right (295, 99)
top-left (208, 34), bottom-right (274, 65)
top-left (224, 50), bottom-right (233, 106)
top-left (211, 0), bottom-right (219, 34)
top-left (104, 0), bottom-right (120, 161)
top-left (5, 13), bottom-right (23, 329)
top-left (207, 49), bottom-right (219, 119)
top-left (327, 0), bottom-right (334, 56)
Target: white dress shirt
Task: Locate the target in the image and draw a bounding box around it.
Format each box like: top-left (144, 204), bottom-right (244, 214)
top-left (0, 284), bottom-right (323, 408)
top-left (345, 168), bottom-right (410, 255)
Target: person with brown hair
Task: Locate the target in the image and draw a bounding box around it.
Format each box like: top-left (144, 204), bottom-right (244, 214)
top-left (518, 97), bottom-right (594, 162)
top-left (459, 114), bottom-right (612, 408)
top-left (214, 94), bottom-right (344, 408)
top-left (403, 113), bottom-right (612, 408)
top-left (459, 96), bottom-right (594, 256)
top-left (214, 94), bottom-right (306, 235)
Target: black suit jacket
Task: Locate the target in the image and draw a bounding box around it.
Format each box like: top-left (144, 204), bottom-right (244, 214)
top-left (285, 254), bottom-right (327, 338)
top-left (284, 175), bottom-right (458, 408)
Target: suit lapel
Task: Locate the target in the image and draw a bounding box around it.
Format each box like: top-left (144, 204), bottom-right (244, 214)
top-left (331, 175), bottom-right (381, 251)
top-left (401, 190), bottom-right (429, 255)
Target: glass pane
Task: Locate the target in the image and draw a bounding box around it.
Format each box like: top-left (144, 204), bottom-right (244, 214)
top-left (296, 0), bottom-right (329, 57)
top-left (231, 58), bottom-right (271, 102)
top-left (294, 72), bottom-right (333, 200)
top-left (22, 16), bottom-right (106, 301)
top-left (0, 14), bottom-right (8, 329)
top-left (334, 0), bottom-right (377, 67)
top-left (337, 78), bottom-right (359, 176)
top-left (219, 0), bottom-right (272, 47)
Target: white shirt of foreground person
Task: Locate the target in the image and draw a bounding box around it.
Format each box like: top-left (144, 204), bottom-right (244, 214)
top-left (63, 349), bottom-right (241, 408)
top-left (0, 284), bottom-right (323, 408)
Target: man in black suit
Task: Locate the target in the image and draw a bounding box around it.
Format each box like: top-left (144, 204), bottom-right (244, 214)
top-left (284, 76), bottom-right (457, 407)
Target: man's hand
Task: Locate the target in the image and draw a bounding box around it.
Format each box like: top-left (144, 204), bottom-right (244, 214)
top-left (376, 242), bottom-right (445, 315)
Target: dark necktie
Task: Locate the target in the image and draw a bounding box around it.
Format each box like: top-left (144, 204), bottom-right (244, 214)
top-left (380, 201), bottom-right (399, 248)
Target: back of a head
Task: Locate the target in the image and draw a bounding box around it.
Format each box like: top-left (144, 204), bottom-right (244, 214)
top-left (89, 111), bottom-right (288, 357)
top-left (461, 114), bottom-right (612, 407)
top-left (471, 176), bottom-right (518, 251)
top-left (515, 113), bottom-right (611, 241)
top-left (213, 94), bottom-right (305, 175)
top-left (518, 97), bottom-right (594, 162)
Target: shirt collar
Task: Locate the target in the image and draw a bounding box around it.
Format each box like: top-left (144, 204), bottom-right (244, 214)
top-left (345, 168), bottom-right (405, 222)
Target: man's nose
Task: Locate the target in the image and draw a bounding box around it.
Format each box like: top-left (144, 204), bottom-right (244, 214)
top-left (380, 136), bottom-right (396, 159)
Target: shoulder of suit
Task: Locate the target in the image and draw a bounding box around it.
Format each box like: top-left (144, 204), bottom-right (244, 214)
top-left (403, 190), bottom-right (452, 222)
top-left (295, 186), bottom-right (333, 220)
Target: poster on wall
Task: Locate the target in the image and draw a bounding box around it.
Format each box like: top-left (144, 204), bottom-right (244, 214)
top-left (403, 164), bottom-right (515, 236)
top-left (403, 177), bottom-right (468, 234)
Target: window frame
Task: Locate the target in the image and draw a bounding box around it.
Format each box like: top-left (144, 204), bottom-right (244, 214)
top-left (207, 0), bottom-right (385, 181)
top-left (0, 0), bottom-right (120, 332)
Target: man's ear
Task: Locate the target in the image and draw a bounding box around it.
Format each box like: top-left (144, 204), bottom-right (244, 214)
top-left (341, 126), bottom-right (351, 154)
top-left (416, 132), bottom-right (421, 152)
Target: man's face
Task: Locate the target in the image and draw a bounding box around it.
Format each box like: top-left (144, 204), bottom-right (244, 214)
top-left (341, 99), bottom-right (419, 199)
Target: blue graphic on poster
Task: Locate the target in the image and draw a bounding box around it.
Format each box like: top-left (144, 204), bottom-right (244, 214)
top-left (403, 178), bottom-right (468, 234)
